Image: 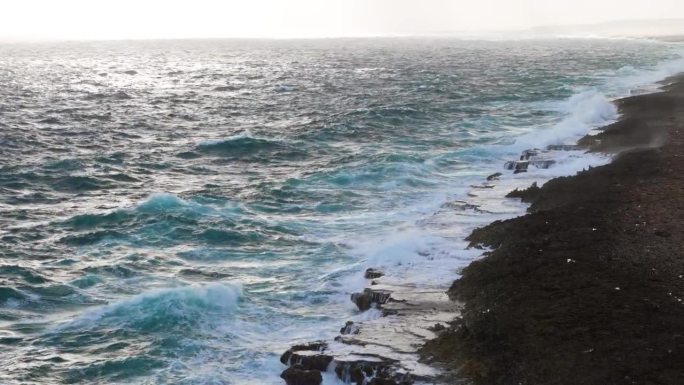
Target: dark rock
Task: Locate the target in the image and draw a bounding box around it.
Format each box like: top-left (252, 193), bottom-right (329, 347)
top-left (335, 335), bottom-right (367, 346)
top-left (335, 361), bottom-right (376, 385)
top-left (520, 149), bottom-right (540, 160)
top-left (506, 182), bottom-right (541, 202)
top-left (504, 159), bottom-right (555, 173)
top-left (428, 323), bottom-right (446, 332)
top-left (486, 172), bottom-right (502, 181)
top-left (333, 359), bottom-right (410, 385)
top-left (340, 321), bottom-right (359, 335)
top-left (123, 70), bottom-right (138, 75)
top-left (351, 288), bottom-right (392, 311)
top-left (504, 161), bottom-right (529, 173)
top-left (443, 201), bottom-right (484, 212)
top-left (288, 352), bottom-right (333, 371)
top-left (280, 341), bottom-right (327, 365)
top-left (280, 365), bottom-right (322, 385)
top-left (364, 268), bottom-right (384, 279)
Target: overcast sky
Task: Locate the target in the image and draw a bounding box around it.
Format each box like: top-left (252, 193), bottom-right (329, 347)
top-left (1, 0), bottom-right (683, 40)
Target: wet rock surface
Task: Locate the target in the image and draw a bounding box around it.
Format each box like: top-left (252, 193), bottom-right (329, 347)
top-left (486, 172), bottom-right (502, 181)
top-left (505, 181), bottom-right (541, 202)
top-left (364, 268), bottom-right (385, 279)
top-left (424, 76), bottom-right (684, 385)
top-left (280, 280), bottom-right (459, 384)
top-left (340, 321), bottom-right (359, 335)
top-left (503, 143), bottom-right (586, 174)
top-left (351, 288), bottom-right (392, 311)
top-left (281, 365), bottom-right (323, 385)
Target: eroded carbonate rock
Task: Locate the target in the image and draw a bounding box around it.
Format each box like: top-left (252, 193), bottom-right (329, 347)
top-left (351, 288), bottom-right (392, 311)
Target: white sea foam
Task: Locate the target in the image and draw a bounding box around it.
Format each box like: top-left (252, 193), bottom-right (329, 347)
top-left (512, 90), bottom-right (618, 151)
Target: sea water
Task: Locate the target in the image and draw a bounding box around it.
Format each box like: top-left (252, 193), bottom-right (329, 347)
top-left (0, 38), bottom-right (683, 384)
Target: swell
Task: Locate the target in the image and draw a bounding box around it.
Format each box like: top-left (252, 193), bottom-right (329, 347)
top-left (57, 193), bottom-right (297, 248)
top-left (55, 283), bottom-right (242, 333)
top-left (182, 132), bottom-right (308, 161)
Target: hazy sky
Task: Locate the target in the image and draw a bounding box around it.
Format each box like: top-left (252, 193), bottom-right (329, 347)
top-left (1, 0), bottom-right (683, 40)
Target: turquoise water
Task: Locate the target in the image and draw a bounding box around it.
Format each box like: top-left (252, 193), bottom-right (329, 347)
top-left (0, 38), bottom-right (682, 384)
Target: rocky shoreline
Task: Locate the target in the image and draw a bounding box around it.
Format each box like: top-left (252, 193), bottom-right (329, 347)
top-left (278, 267), bottom-right (458, 385)
top-left (276, 146), bottom-right (586, 385)
top-left (423, 75), bottom-right (684, 384)
top-left (278, 75), bottom-right (684, 385)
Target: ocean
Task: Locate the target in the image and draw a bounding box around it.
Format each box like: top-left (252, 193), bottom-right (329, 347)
top-left (1, 38), bottom-right (683, 385)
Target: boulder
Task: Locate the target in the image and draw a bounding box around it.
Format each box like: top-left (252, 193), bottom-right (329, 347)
top-left (280, 341), bottom-right (327, 365)
top-left (486, 172), bottom-right (502, 181)
top-left (351, 288), bottom-right (392, 311)
top-left (340, 321), bottom-right (359, 335)
top-left (364, 268), bottom-right (384, 279)
top-left (504, 159), bottom-right (556, 173)
top-left (287, 352), bottom-right (333, 371)
top-left (333, 359), bottom-right (411, 385)
top-left (280, 364), bottom-right (323, 385)
top-left (520, 149), bottom-right (540, 160)
top-left (504, 161), bottom-right (529, 173)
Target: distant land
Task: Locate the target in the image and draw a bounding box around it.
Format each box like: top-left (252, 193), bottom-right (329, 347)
top-left (422, 19), bottom-right (684, 40)
top-left (528, 19), bottom-right (684, 38)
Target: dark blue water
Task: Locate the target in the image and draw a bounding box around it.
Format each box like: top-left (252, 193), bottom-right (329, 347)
top-left (0, 38), bottom-right (682, 384)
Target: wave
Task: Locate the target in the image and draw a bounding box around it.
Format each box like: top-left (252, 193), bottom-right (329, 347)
top-left (63, 193), bottom-right (212, 230)
top-left (62, 356), bottom-right (165, 384)
top-left (0, 286), bottom-right (29, 303)
top-left (513, 90), bottom-right (618, 150)
top-left (194, 131), bottom-right (307, 160)
top-left (64, 210), bottom-right (134, 229)
top-left (83, 91), bottom-right (132, 100)
top-left (58, 193), bottom-right (289, 248)
top-left (512, 50), bottom-right (684, 152)
top-left (44, 158), bottom-right (84, 171)
top-left (50, 175), bottom-right (113, 192)
top-left (0, 265), bottom-right (48, 284)
top-left (136, 192), bottom-right (200, 213)
top-left (59, 229), bottom-right (126, 246)
top-left (59, 283), bottom-right (242, 333)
